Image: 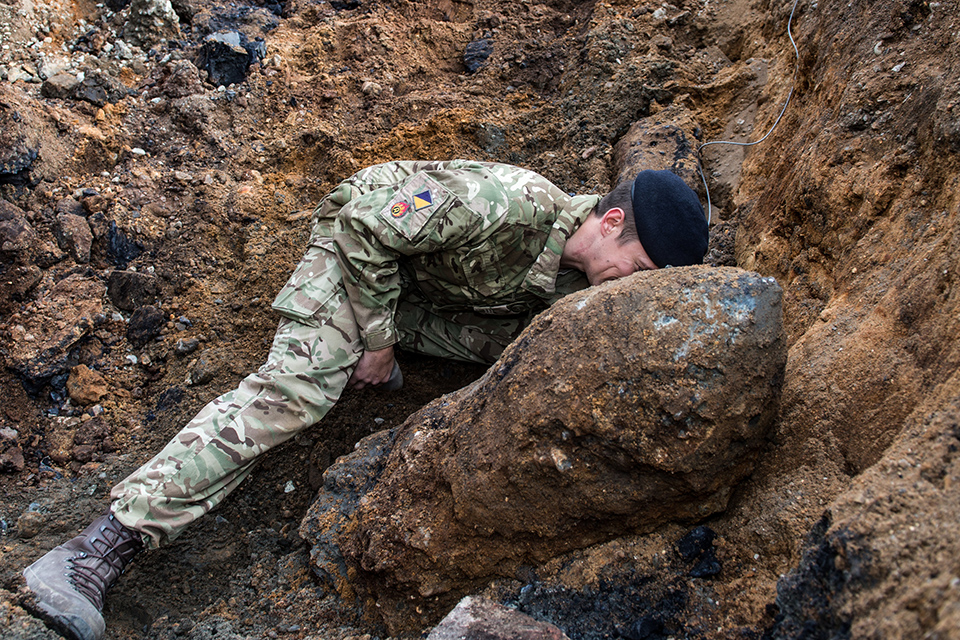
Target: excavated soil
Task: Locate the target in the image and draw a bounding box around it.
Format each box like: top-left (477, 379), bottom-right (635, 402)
top-left (0, 0), bottom-right (959, 638)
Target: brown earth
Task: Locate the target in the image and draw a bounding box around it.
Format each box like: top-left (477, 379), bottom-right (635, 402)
top-left (0, 0), bottom-right (958, 638)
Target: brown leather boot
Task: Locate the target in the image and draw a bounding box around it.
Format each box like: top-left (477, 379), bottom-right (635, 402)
top-left (22, 511), bottom-right (143, 640)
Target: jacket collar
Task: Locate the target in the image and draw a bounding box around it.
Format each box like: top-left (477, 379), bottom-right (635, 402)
top-left (521, 195), bottom-right (599, 297)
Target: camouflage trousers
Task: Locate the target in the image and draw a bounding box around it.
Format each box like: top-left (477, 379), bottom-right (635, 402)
top-left (110, 241), bottom-right (526, 548)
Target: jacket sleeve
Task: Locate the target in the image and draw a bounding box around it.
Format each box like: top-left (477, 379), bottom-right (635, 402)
top-left (333, 168), bottom-right (488, 351)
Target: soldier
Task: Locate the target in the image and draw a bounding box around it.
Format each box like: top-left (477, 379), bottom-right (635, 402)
top-left (22, 160), bottom-right (709, 640)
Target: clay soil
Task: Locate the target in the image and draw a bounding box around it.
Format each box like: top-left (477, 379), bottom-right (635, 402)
top-left (1, 0), bottom-right (959, 638)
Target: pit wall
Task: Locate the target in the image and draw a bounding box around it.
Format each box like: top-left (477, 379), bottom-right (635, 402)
top-left (723, 0), bottom-right (960, 634)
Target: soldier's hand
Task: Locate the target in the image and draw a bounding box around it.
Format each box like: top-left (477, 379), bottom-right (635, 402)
top-left (348, 346), bottom-right (396, 389)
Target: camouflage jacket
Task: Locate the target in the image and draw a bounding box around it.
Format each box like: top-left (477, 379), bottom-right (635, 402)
top-left (273, 160), bottom-right (600, 351)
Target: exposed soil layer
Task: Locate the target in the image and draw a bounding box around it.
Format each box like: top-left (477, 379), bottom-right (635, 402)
top-left (0, 0), bottom-right (959, 638)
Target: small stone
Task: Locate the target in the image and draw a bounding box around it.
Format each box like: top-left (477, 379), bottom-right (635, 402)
top-left (127, 305), bottom-right (165, 346)
top-left (677, 525), bottom-right (716, 561)
top-left (67, 364), bottom-right (109, 405)
top-left (107, 270), bottom-right (161, 311)
top-left (54, 213), bottom-right (93, 263)
top-left (186, 350), bottom-right (219, 386)
top-left (71, 444), bottom-right (98, 463)
top-left (123, 0), bottom-right (181, 48)
top-left (0, 445), bottom-right (25, 472)
top-left (175, 337), bottom-right (200, 356)
top-left (40, 72), bottom-right (80, 99)
top-left (75, 70), bottom-right (131, 106)
top-left (428, 596), bottom-right (570, 640)
top-left (463, 39), bottom-right (493, 73)
top-left (17, 510), bottom-right (45, 538)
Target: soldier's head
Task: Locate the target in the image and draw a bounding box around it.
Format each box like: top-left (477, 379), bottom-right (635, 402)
top-left (595, 170), bottom-right (709, 268)
top-left (564, 170), bottom-right (708, 285)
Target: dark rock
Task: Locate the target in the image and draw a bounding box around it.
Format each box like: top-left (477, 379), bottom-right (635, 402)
top-left (75, 70), bottom-right (132, 107)
top-left (765, 515), bottom-right (862, 639)
top-left (428, 596), bottom-right (570, 640)
top-left (107, 221), bottom-right (143, 268)
top-left (301, 428), bottom-right (398, 589)
top-left (196, 31), bottom-right (264, 87)
top-left (302, 266), bottom-right (786, 632)
top-left (74, 416), bottom-right (112, 446)
top-left (41, 73), bottom-right (81, 99)
top-left (55, 197), bottom-right (86, 218)
top-left (507, 563), bottom-right (690, 640)
top-left (677, 525), bottom-right (716, 561)
top-left (0, 200), bottom-right (38, 255)
top-left (0, 446), bottom-right (25, 473)
top-left (169, 0), bottom-right (202, 23)
top-left (54, 213), bottom-right (94, 263)
top-left (71, 444), bottom-right (98, 462)
top-left (689, 552), bottom-right (721, 578)
top-left (105, 0), bottom-right (131, 10)
top-left (0, 90), bottom-right (40, 183)
top-left (127, 305), bottom-right (166, 346)
top-left (107, 270), bottom-right (161, 311)
top-left (123, 0), bottom-right (181, 48)
top-left (677, 526), bottom-right (721, 578)
top-left (148, 59), bottom-right (204, 98)
top-left (8, 274), bottom-right (105, 387)
top-left (185, 349), bottom-right (220, 386)
top-left (464, 39), bottom-right (493, 73)
top-left (73, 27), bottom-right (107, 55)
top-left (330, 0), bottom-right (361, 9)
top-left (174, 337), bottom-right (200, 355)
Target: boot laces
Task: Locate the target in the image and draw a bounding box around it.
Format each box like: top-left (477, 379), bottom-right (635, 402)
top-left (66, 515), bottom-right (142, 611)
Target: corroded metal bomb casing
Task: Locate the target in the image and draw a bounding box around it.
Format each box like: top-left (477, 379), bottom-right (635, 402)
top-left (302, 266), bottom-right (786, 631)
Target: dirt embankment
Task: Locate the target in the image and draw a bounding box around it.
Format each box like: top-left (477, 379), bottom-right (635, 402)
top-left (0, 0), bottom-right (959, 638)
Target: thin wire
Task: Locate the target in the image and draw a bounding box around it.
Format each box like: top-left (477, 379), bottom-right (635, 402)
top-left (697, 0), bottom-right (804, 224)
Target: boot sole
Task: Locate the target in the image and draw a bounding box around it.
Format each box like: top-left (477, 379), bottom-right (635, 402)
top-left (23, 560), bottom-right (105, 640)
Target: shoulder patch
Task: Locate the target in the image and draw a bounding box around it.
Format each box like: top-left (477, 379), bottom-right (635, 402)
top-left (390, 201), bottom-right (409, 218)
top-left (413, 190), bottom-right (433, 211)
top-left (379, 173), bottom-right (452, 239)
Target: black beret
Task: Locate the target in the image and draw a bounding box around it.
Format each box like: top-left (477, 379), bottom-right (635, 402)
top-left (630, 170), bottom-right (709, 268)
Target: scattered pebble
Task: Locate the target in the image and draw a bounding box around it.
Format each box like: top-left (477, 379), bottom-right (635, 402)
top-left (17, 509), bottom-right (45, 538)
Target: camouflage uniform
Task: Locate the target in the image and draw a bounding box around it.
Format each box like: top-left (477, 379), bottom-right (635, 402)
top-left (110, 160), bottom-right (600, 548)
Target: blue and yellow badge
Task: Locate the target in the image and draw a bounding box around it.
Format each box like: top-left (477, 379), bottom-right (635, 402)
top-left (380, 174), bottom-right (449, 239)
top-left (413, 190), bottom-right (433, 211)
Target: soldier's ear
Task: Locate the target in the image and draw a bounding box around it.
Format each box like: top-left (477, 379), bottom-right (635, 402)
top-left (599, 207), bottom-right (626, 238)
